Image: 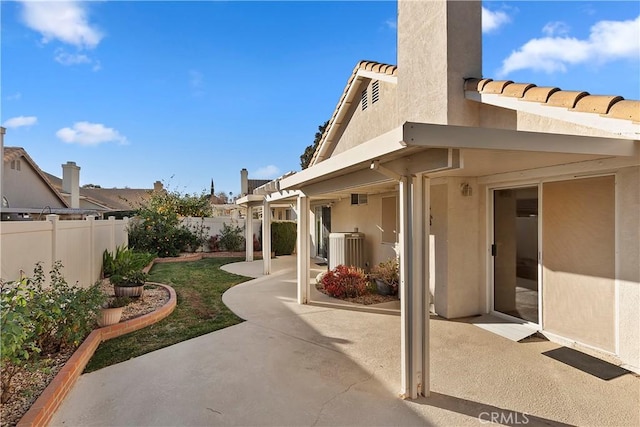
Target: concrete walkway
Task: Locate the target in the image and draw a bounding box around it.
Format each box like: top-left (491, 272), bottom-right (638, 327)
top-left (51, 257), bottom-right (639, 426)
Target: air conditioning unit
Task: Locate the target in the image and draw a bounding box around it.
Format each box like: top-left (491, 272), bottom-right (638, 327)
top-left (329, 232), bottom-right (365, 270)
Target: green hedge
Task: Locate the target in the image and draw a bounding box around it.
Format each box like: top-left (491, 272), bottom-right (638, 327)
top-left (271, 221), bottom-right (296, 255)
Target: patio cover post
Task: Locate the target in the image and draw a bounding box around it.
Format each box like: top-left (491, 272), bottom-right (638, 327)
top-left (246, 205), bottom-right (254, 262)
top-left (399, 174), bottom-right (430, 399)
top-left (262, 198), bottom-right (271, 275)
top-left (296, 194), bottom-right (310, 304)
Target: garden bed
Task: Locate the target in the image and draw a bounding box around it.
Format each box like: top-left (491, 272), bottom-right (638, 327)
top-left (1, 284), bottom-right (171, 427)
top-left (315, 282), bottom-right (399, 305)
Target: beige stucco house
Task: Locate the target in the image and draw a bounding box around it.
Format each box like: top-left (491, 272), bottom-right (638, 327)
top-left (238, 0), bottom-right (639, 398)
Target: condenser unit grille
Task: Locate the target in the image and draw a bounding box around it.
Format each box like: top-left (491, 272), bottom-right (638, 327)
top-left (329, 232), bottom-right (365, 270)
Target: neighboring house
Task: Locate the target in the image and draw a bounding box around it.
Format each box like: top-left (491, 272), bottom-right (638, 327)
top-left (45, 169), bottom-right (158, 217)
top-left (238, 0), bottom-right (640, 398)
top-left (240, 168), bottom-right (296, 221)
top-left (0, 139), bottom-right (157, 219)
top-left (0, 146), bottom-right (93, 220)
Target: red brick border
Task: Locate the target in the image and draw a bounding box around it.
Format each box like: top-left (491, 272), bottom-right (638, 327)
top-left (17, 282), bottom-right (177, 427)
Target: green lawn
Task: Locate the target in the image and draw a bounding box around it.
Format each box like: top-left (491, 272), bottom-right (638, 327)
top-left (85, 257), bottom-right (249, 372)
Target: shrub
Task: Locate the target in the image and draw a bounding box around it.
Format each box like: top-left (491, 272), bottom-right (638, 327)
top-left (110, 270), bottom-right (148, 287)
top-left (208, 234), bottom-right (220, 252)
top-left (219, 223), bottom-right (245, 251)
top-left (272, 221), bottom-right (296, 255)
top-left (320, 265), bottom-right (368, 298)
top-left (370, 258), bottom-right (399, 294)
top-left (0, 262), bottom-right (105, 403)
top-left (102, 245), bottom-right (155, 277)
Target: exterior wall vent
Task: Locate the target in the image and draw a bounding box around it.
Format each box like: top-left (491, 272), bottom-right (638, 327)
top-left (372, 80), bottom-right (380, 104)
top-left (351, 193), bottom-right (368, 205)
top-left (361, 89), bottom-right (368, 110)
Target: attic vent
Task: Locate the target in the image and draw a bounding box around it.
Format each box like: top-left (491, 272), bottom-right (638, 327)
top-left (361, 89), bottom-right (368, 110)
top-left (372, 80), bottom-right (380, 104)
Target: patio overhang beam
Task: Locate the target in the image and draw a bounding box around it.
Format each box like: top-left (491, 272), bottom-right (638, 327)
top-left (236, 194), bottom-right (264, 207)
top-left (300, 148), bottom-right (459, 196)
top-left (403, 122), bottom-right (638, 157)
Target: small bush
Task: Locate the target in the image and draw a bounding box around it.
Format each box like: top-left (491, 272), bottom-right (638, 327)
top-left (102, 246), bottom-right (155, 277)
top-left (272, 222), bottom-right (296, 255)
top-left (0, 262), bottom-right (105, 403)
top-left (219, 223), bottom-right (245, 251)
top-left (208, 234), bottom-right (220, 252)
top-left (320, 265), bottom-right (368, 298)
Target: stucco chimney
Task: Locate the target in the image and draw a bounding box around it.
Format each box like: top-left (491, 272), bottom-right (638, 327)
top-left (62, 161), bottom-right (80, 208)
top-left (240, 168), bottom-right (248, 196)
top-left (153, 181), bottom-right (163, 192)
top-left (397, 0), bottom-right (481, 126)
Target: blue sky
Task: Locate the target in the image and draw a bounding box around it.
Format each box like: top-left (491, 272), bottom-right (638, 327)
top-left (2, 1), bottom-right (639, 196)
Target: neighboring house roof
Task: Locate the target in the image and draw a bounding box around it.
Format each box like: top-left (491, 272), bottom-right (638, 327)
top-left (3, 147), bottom-right (69, 207)
top-left (44, 171), bottom-right (152, 211)
top-left (247, 179), bottom-right (270, 194)
top-left (310, 60), bottom-right (398, 166)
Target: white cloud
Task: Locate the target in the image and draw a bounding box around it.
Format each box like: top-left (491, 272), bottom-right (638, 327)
top-left (385, 19), bottom-right (397, 30)
top-left (189, 70), bottom-right (204, 96)
top-left (3, 116), bottom-right (38, 129)
top-left (19, 1), bottom-right (103, 49)
top-left (55, 50), bottom-right (91, 66)
top-left (251, 165), bottom-right (280, 179)
top-left (6, 92), bottom-right (22, 101)
top-left (500, 15), bottom-right (640, 76)
top-left (482, 7), bottom-right (511, 33)
top-left (56, 122), bottom-right (127, 146)
top-left (542, 21), bottom-right (571, 37)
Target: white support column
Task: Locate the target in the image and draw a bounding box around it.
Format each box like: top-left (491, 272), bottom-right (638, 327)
top-left (262, 198), bottom-right (272, 275)
top-left (296, 194), bottom-right (310, 304)
top-left (47, 214), bottom-right (59, 265)
top-left (420, 175), bottom-right (431, 398)
top-left (246, 206), bottom-right (254, 262)
top-left (399, 175), bottom-right (430, 399)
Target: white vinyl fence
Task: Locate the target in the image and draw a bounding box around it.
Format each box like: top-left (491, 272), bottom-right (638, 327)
top-left (0, 215), bottom-right (264, 287)
top-left (181, 217), bottom-right (262, 250)
top-left (0, 215), bottom-right (129, 288)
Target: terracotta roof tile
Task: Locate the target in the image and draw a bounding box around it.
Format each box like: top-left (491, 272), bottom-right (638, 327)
top-left (546, 90), bottom-right (589, 109)
top-left (606, 100), bottom-right (640, 122)
top-left (477, 78), bottom-right (493, 91)
top-left (573, 95), bottom-right (624, 115)
top-left (522, 87), bottom-right (560, 103)
top-left (481, 80), bottom-right (513, 94)
top-left (502, 83), bottom-right (536, 99)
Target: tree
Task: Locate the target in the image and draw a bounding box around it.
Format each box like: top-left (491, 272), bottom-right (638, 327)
top-left (300, 120), bottom-right (329, 170)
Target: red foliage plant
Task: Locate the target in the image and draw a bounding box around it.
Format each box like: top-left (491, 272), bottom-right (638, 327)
top-left (321, 264), bottom-right (368, 298)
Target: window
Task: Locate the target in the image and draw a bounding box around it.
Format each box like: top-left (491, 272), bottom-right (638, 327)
top-left (381, 196), bottom-right (397, 243)
top-left (351, 193), bottom-right (368, 205)
top-left (361, 89), bottom-right (368, 110)
top-left (372, 80), bottom-right (380, 104)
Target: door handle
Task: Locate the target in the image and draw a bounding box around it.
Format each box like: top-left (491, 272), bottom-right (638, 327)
top-left (491, 244), bottom-right (497, 257)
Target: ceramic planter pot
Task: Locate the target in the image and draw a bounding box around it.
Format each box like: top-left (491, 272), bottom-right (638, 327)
top-left (375, 279), bottom-right (396, 296)
top-left (114, 285), bottom-right (144, 298)
top-left (97, 307), bottom-right (123, 327)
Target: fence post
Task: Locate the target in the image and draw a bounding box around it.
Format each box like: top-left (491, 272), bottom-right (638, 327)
top-left (108, 216), bottom-right (116, 252)
top-left (123, 217), bottom-right (130, 248)
top-left (47, 214), bottom-right (59, 265)
top-left (87, 215), bottom-right (96, 282)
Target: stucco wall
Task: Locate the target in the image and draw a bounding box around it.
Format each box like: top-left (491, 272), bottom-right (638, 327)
top-left (617, 166), bottom-right (640, 369)
top-left (329, 193), bottom-right (397, 269)
top-left (3, 158), bottom-right (65, 208)
top-left (542, 176), bottom-right (616, 352)
top-left (331, 79), bottom-right (399, 157)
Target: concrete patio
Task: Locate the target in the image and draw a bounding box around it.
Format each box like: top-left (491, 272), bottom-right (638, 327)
top-left (50, 256), bottom-right (639, 426)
